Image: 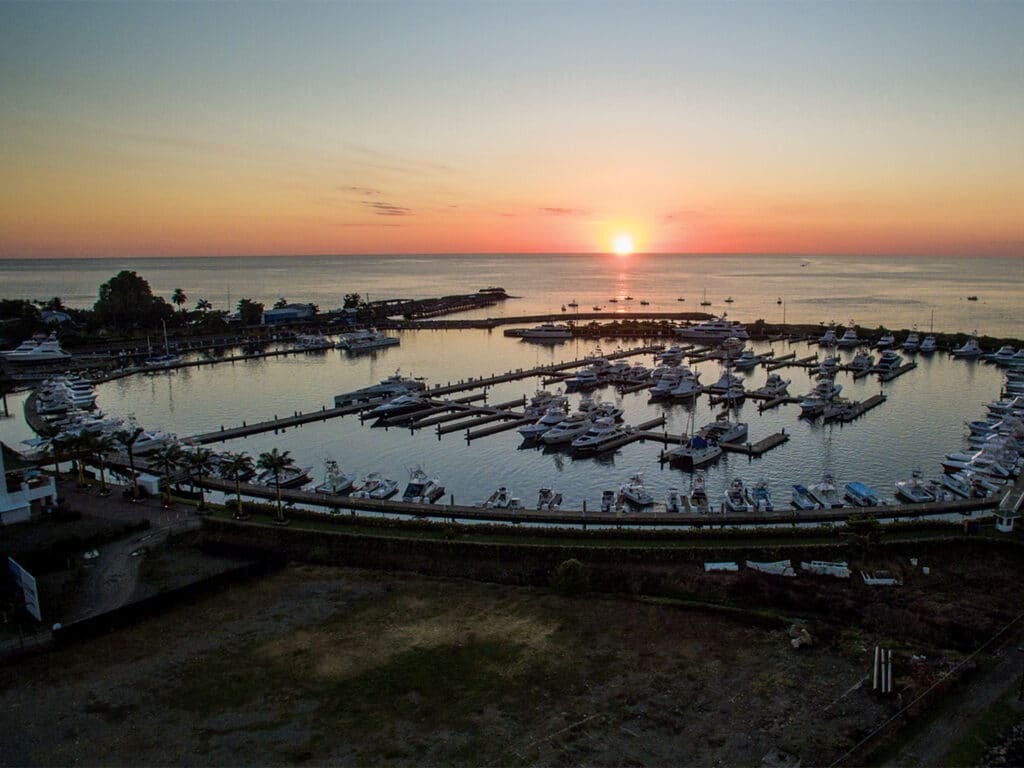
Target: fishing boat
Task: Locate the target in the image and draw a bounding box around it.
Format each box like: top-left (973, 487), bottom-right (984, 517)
top-left (894, 471), bottom-right (935, 504)
top-left (951, 333), bottom-right (983, 359)
top-left (791, 485), bottom-right (820, 510)
top-left (350, 472), bottom-right (399, 499)
top-left (691, 472), bottom-right (708, 508)
top-left (746, 479), bottom-right (774, 512)
top-left (808, 474), bottom-right (844, 508)
top-left (517, 405), bottom-right (568, 440)
top-left (836, 327), bottom-right (861, 348)
top-left (724, 479), bottom-right (752, 513)
top-left (699, 417), bottom-right (748, 444)
top-left (402, 467), bottom-right (445, 503)
top-left (665, 487), bottom-right (685, 513)
top-left (600, 489), bottom-right (616, 513)
top-left (537, 487), bottom-right (562, 511)
top-left (571, 417), bottom-right (626, 453)
top-left (901, 329), bottom-right (921, 352)
top-left (256, 465), bottom-right (312, 489)
top-left (875, 333), bottom-right (896, 349)
top-left (479, 486), bottom-right (521, 509)
top-left (620, 472), bottom-right (654, 506)
top-left (314, 460), bottom-right (356, 495)
top-left (755, 373), bottom-right (790, 397)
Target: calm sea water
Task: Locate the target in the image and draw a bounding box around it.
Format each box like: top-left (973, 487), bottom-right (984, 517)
top-left (1, 253), bottom-right (1022, 337)
top-left (0, 254), bottom-right (1018, 513)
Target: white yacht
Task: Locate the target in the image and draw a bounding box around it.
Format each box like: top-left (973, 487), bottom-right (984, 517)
top-left (800, 378), bottom-right (842, 417)
top-left (0, 333), bottom-right (71, 363)
top-left (836, 328), bottom-right (861, 348)
top-left (402, 467), bottom-right (444, 503)
top-left (873, 350), bottom-right (903, 373)
top-left (919, 335), bottom-right (937, 354)
top-left (901, 330), bottom-right (921, 352)
top-left (690, 472), bottom-right (708, 506)
top-left (518, 405), bottom-right (568, 440)
top-left (516, 323), bottom-right (573, 341)
top-left (571, 417), bottom-right (625, 453)
top-left (665, 487), bottom-right (685, 513)
top-left (663, 435), bottom-right (722, 467)
top-left (675, 314), bottom-right (749, 343)
top-left (817, 355), bottom-right (839, 376)
top-left (351, 472), bottom-right (399, 499)
top-left (619, 472), bottom-right (654, 506)
top-left (130, 430), bottom-right (177, 456)
top-left (334, 372), bottom-right (426, 408)
top-left (791, 485), bottom-right (821, 510)
top-left (951, 334), bottom-right (983, 359)
top-left (669, 375), bottom-right (703, 399)
top-left (985, 345), bottom-right (1018, 365)
top-left (876, 333), bottom-right (896, 349)
top-left (818, 325), bottom-right (838, 346)
top-left (256, 464), bottom-right (312, 489)
top-left (564, 368), bottom-right (602, 392)
top-left (367, 394), bottom-right (430, 419)
top-left (541, 414), bottom-right (592, 445)
top-left (848, 349), bottom-right (875, 372)
top-left (708, 370), bottom-right (744, 393)
top-left (755, 373), bottom-right (790, 397)
top-left (731, 349), bottom-right (762, 370)
top-left (699, 417), bottom-right (748, 444)
top-left (337, 329), bottom-right (400, 352)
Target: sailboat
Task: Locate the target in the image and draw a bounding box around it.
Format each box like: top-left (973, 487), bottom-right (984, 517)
top-left (919, 310), bottom-right (937, 354)
top-left (144, 320), bottom-right (181, 368)
top-left (700, 288), bottom-right (711, 307)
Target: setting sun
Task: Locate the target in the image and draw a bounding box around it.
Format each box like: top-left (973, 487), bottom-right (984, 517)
top-left (613, 233), bottom-right (634, 256)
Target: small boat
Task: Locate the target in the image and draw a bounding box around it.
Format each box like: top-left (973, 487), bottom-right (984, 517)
top-left (639, 300), bottom-right (650, 306)
top-left (350, 472), bottom-right (399, 499)
top-left (620, 472), bottom-right (654, 507)
top-left (723, 296), bottom-right (734, 304)
top-left (402, 467), bottom-right (444, 503)
top-left (257, 465), bottom-right (312, 489)
top-left (894, 470), bottom-right (935, 504)
top-left (691, 472), bottom-right (708, 507)
top-left (314, 460), bottom-right (356, 495)
top-left (791, 484), bottom-right (821, 510)
top-left (537, 487), bottom-right (562, 511)
top-left (808, 475), bottom-right (844, 508)
top-left (746, 479), bottom-right (774, 512)
top-left (951, 333), bottom-right (983, 359)
top-left (592, 305), bottom-right (602, 311)
top-left (844, 481), bottom-right (879, 507)
top-left (700, 289), bottom-right (712, 307)
top-left (665, 487), bottom-right (685, 513)
top-left (479, 486), bottom-right (520, 509)
top-left (678, 297), bottom-right (686, 302)
top-left (600, 489), bottom-right (616, 513)
top-left (567, 300), bottom-right (579, 308)
top-left (966, 295), bottom-right (978, 301)
top-left (336, 329), bottom-right (400, 352)
top-left (724, 478), bottom-right (751, 513)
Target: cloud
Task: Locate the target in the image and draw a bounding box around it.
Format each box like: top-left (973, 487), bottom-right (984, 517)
top-left (340, 186), bottom-right (382, 196)
top-left (363, 201), bottom-right (414, 217)
top-left (540, 207), bottom-right (587, 216)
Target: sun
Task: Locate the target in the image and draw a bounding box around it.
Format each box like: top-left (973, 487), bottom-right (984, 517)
top-left (613, 233), bottom-right (634, 256)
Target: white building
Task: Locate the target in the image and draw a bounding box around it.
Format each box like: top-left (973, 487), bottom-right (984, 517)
top-left (1, 444), bottom-right (57, 526)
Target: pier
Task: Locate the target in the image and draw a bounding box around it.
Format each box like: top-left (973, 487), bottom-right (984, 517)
top-left (878, 362), bottom-right (917, 382)
top-left (766, 354), bottom-right (817, 372)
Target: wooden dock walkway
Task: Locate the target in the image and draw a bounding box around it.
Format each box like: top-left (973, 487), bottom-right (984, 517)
top-left (837, 394), bottom-right (886, 422)
top-left (758, 396), bottom-right (800, 411)
top-left (879, 362), bottom-right (917, 382)
top-left (719, 431), bottom-right (791, 456)
top-left (767, 354), bottom-right (817, 372)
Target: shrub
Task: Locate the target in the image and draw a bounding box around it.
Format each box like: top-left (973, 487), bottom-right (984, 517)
top-left (551, 558), bottom-right (588, 595)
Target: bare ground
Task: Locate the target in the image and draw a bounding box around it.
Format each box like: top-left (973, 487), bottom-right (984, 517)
top-left (0, 564), bottom-right (895, 767)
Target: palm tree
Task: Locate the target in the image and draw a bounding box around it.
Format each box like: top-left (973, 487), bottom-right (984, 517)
top-left (92, 433), bottom-right (116, 495)
top-left (257, 448), bottom-right (295, 523)
top-left (194, 298), bottom-right (212, 313)
top-left (185, 447), bottom-right (216, 512)
top-left (113, 426), bottom-right (145, 501)
top-left (151, 443), bottom-right (184, 507)
top-left (171, 288), bottom-right (188, 312)
top-left (220, 452), bottom-right (254, 519)
top-left (71, 430), bottom-right (94, 487)
top-left (44, 433), bottom-right (70, 480)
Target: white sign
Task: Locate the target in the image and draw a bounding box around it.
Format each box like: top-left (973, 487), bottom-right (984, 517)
top-left (7, 557), bottom-right (41, 622)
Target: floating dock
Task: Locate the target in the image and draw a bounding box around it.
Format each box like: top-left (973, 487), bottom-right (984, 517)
top-left (878, 362), bottom-right (917, 382)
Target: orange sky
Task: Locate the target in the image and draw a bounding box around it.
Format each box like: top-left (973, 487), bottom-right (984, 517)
top-left (1, 2), bottom-right (1022, 258)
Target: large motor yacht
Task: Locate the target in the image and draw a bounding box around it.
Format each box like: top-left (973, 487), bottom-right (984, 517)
top-left (0, 333), bottom-right (71, 363)
top-left (675, 314), bottom-right (749, 344)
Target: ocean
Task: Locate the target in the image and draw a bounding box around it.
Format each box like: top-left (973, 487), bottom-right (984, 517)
top-left (1, 253), bottom-right (1022, 337)
top-left (0, 253), bottom-right (1020, 515)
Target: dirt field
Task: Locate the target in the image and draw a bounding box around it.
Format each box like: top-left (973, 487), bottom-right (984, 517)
top-left (0, 563), bottom-right (898, 767)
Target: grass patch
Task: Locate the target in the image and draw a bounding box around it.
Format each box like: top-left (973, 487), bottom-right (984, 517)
top-left (943, 689), bottom-right (1024, 767)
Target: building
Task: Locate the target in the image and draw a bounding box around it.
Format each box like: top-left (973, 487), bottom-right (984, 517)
top-left (1, 443), bottom-right (57, 526)
top-left (261, 304), bottom-right (316, 325)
